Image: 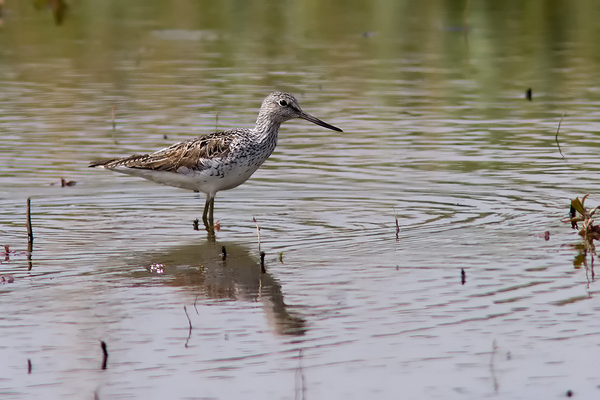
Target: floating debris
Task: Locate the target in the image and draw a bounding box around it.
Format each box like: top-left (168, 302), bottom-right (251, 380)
top-left (50, 178), bottom-right (76, 187)
top-left (537, 231), bottom-right (551, 240)
top-left (461, 269), bottom-right (466, 285)
top-left (147, 263), bottom-right (165, 274)
top-left (1, 275), bottom-right (14, 284)
top-left (27, 359), bottom-right (32, 374)
top-left (525, 88), bottom-right (532, 101)
top-left (192, 219), bottom-right (199, 231)
top-left (61, 178), bottom-right (76, 187)
top-left (279, 251), bottom-right (284, 263)
top-left (221, 246), bottom-right (227, 260)
top-left (1, 246), bottom-right (28, 261)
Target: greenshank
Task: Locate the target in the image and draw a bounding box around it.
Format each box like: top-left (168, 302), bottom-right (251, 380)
top-left (90, 92), bottom-right (343, 230)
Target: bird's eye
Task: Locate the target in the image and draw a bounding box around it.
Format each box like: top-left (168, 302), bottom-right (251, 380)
top-left (278, 99), bottom-right (288, 107)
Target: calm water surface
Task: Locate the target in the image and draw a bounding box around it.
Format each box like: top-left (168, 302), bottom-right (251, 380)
top-left (2, 1), bottom-right (600, 399)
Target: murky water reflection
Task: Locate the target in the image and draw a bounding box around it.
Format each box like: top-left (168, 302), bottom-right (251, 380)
top-left (2, 1), bottom-right (600, 399)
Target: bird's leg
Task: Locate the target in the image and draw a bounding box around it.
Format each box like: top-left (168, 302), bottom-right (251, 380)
top-left (208, 197), bottom-right (215, 227)
top-left (202, 195), bottom-right (213, 230)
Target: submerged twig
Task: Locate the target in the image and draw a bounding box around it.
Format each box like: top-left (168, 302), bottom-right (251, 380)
top-left (555, 112), bottom-right (567, 159)
top-left (489, 339), bottom-right (499, 393)
top-left (586, 260), bottom-right (592, 289)
top-left (100, 341), bottom-right (108, 370)
top-left (253, 217), bottom-right (262, 253)
top-left (184, 306), bottom-right (192, 348)
top-left (393, 207), bottom-right (400, 240)
top-left (26, 198), bottom-right (33, 271)
top-left (26, 198), bottom-right (33, 246)
top-left (260, 251), bottom-right (266, 274)
top-left (295, 349), bottom-right (306, 400)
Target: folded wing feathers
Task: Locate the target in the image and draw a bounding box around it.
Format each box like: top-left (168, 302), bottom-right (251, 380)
top-left (89, 132), bottom-right (234, 172)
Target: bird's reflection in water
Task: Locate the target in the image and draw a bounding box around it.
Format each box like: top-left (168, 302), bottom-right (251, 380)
top-left (139, 240), bottom-right (306, 336)
top-left (34, 0), bottom-right (68, 25)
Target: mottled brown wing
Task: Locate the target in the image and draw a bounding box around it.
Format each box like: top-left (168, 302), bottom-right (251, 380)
top-left (90, 131), bottom-right (236, 172)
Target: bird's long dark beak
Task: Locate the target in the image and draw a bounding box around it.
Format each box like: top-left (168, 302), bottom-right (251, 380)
top-left (299, 111), bottom-right (343, 132)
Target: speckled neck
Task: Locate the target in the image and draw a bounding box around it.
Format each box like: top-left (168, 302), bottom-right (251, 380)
top-left (254, 111), bottom-right (282, 144)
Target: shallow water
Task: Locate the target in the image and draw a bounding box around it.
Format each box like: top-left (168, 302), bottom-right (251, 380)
top-left (2, 1), bottom-right (600, 399)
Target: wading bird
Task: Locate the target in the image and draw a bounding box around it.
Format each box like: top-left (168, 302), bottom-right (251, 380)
top-left (90, 92), bottom-right (343, 230)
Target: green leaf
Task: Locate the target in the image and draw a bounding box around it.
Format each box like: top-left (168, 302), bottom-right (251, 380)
top-left (571, 197), bottom-right (586, 215)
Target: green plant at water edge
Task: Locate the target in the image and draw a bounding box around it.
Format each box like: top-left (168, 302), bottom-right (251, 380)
top-left (568, 195), bottom-right (600, 240)
top-left (567, 195), bottom-right (600, 274)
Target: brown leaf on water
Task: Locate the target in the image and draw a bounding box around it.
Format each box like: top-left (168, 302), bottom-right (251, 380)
top-left (538, 231), bottom-right (550, 241)
top-left (573, 253), bottom-right (586, 269)
top-left (60, 178), bottom-right (76, 187)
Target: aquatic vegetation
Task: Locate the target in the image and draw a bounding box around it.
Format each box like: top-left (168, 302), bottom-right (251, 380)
top-left (568, 195), bottom-right (600, 241)
top-left (566, 195), bottom-right (600, 276)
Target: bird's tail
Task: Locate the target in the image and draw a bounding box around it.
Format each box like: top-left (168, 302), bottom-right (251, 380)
top-left (89, 158), bottom-right (121, 168)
